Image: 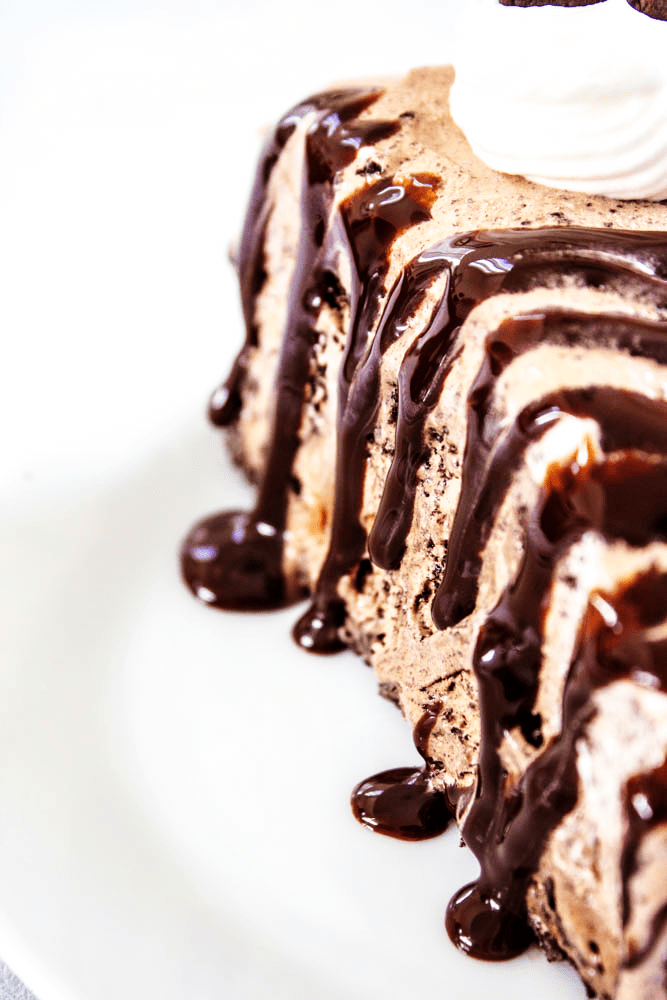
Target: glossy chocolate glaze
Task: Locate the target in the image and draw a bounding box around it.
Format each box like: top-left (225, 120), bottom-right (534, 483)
top-left (351, 766), bottom-right (452, 841)
top-left (448, 453), bottom-right (667, 959)
top-left (303, 227), bottom-right (667, 646)
top-left (623, 750), bottom-right (667, 968)
top-left (181, 86), bottom-right (667, 974)
top-left (574, 571), bottom-right (667, 971)
top-left (369, 229), bottom-right (667, 579)
top-left (208, 88), bottom-right (390, 428)
top-left (183, 89), bottom-right (399, 610)
top-left (434, 311), bottom-right (667, 630)
top-left (293, 173), bottom-right (440, 651)
top-left (351, 701), bottom-right (453, 840)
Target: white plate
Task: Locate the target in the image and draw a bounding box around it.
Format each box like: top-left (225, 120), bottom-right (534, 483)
top-left (0, 4), bottom-right (585, 998)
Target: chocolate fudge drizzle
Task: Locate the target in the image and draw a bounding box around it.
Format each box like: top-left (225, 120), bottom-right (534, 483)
top-left (447, 451), bottom-right (667, 959)
top-left (208, 87), bottom-right (388, 428)
top-left (182, 89), bottom-right (400, 610)
top-left (300, 227), bottom-right (667, 647)
top-left (369, 228), bottom-right (667, 577)
top-left (622, 751), bottom-right (667, 968)
top-left (433, 309), bottom-right (667, 630)
top-left (351, 702), bottom-right (452, 841)
top-left (293, 173), bottom-right (441, 651)
top-left (181, 90), bottom-right (667, 972)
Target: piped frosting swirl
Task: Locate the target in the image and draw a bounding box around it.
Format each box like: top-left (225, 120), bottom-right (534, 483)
top-left (450, 0), bottom-right (667, 200)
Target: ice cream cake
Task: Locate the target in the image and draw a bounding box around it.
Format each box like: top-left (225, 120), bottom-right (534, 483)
top-left (181, 2), bottom-right (667, 996)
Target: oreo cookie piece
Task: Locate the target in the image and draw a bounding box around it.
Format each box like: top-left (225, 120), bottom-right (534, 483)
top-left (626, 0), bottom-right (667, 21)
top-left (499, 1), bottom-right (605, 7)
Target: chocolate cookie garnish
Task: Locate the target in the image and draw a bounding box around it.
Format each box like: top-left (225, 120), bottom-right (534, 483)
top-left (499, 1), bottom-right (606, 7)
top-left (625, 0), bottom-right (667, 20)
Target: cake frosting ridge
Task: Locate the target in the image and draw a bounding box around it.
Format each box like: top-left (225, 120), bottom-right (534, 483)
top-left (180, 49), bottom-right (667, 1000)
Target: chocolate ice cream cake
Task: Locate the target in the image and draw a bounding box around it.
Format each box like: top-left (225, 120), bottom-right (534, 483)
top-left (181, 4), bottom-right (667, 997)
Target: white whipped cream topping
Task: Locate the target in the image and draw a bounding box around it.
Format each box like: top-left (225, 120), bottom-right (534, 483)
top-left (449, 0), bottom-right (667, 201)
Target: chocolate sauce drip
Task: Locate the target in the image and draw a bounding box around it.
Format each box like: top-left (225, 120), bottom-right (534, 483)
top-left (293, 174), bottom-right (440, 651)
top-left (208, 88), bottom-right (388, 427)
top-left (180, 510), bottom-right (287, 611)
top-left (368, 228), bottom-right (667, 573)
top-left (366, 260), bottom-right (454, 569)
top-left (183, 89), bottom-right (399, 610)
top-left (297, 227), bottom-right (667, 649)
top-left (623, 750), bottom-right (667, 968)
top-left (446, 458), bottom-right (667, 961)
top-left (351, 701), bottom-right (453, 841)
top-left (413, 699), bottom-right (443, 762)
top-left (192, 217), bottom-right (667, 614)
top-left (566, 571), bottom-right (667, 971)
top-left (432, 310), bottom-right (667, 630)
top-left (351, 767), bottom-right (452, 841)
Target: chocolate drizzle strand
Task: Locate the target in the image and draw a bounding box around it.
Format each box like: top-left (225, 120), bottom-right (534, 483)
top-left (292, 173), bottom-right (440, 651)
top-left (433, 312), bottom-right (667, 630)
top-left (623, 751), bottom-right (667, 968)
top-left (208, 87), bottom-right (389, 428)
top-left (447, 458), bottom-right (667, 960)
top-left (351, 701), bottom-right (453, 841)
top-left (351, 767), bottom-right (452, 841)
top-left (369, 227), bottom-right (667, 584)
top-left (182, 89), bottom-right (399, 610)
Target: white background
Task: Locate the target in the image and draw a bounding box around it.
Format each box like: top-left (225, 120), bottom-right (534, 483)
top-left (0, 3), bottom-right (585, 999)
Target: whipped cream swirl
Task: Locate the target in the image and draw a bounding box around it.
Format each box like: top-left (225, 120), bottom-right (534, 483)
top-left (450, 0), bottom-right (667, 201)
